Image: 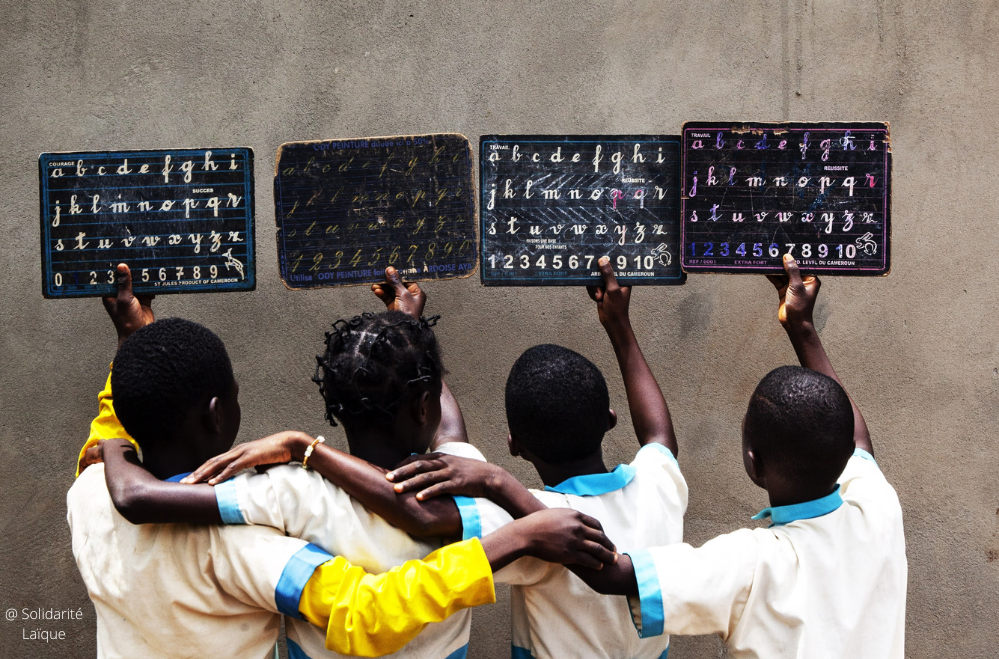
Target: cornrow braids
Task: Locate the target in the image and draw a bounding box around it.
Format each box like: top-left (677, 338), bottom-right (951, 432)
top-left (313, 310), bottom-right (444, 428)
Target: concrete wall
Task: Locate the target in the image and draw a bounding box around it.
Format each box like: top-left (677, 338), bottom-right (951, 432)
top-left (2, 1), bottom-right (997, 656)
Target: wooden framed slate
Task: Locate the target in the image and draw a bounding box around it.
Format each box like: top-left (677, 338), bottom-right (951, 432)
top-left (680, 122), bottom-right (891, 275)
top-left (480, 135), bottom-right (685, 286)
top-left (274, 134), bottom-right (477, 289)
top-left (39, 148), bottom-right (255, 298)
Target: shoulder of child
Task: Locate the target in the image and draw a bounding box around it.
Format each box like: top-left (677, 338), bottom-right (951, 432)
top-left (838, 450), bottom-right (901, 512)
top-left (631, 442), bottom-right (681, 471)
top-left (434, 442), bottom-right (487, 462)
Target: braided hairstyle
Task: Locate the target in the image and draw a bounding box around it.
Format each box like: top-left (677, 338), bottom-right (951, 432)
top-left (314, 311), bottom-right (444, 429)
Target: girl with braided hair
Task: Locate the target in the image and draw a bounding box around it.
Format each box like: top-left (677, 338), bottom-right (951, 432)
top-left (311, 308), bottom-right (450, 466)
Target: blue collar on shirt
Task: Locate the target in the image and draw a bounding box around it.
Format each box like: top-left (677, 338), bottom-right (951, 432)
top-left (752, 485), bottom-right (844, 526)
top-left (544, 464), bottom-right (636, 496)
top-left (165, 472), bottom-right (193, 483)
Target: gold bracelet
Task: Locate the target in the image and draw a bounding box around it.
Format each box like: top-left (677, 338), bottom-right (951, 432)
top-left (301, 436), bottom-right (326, 470)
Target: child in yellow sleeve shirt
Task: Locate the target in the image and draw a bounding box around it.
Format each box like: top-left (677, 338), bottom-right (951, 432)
top-left (70, 265), bottom-right (618, 659)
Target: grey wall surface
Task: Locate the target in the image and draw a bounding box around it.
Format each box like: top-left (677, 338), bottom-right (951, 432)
top-left (1, 1), bottom-right (997, 657)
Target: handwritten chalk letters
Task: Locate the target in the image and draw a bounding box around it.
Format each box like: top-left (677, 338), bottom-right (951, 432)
top-left (480, 135), bottom-right (684, 286)
top-left (274, 134), bottom-right (477, 289)
top-left (39, 148), bottom-right (255, 298)
top-left (681, 122), bottom-right (891, 275)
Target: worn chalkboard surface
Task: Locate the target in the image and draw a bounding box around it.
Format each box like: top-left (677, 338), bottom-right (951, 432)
top-left (39, 148), bottom-right (255, 298)
top-left (480, 135), bottom-right (684, 286)
top-left (274, 134), bottom-right (477, 289)
top-left (681, 122), bottom-right (891, 275)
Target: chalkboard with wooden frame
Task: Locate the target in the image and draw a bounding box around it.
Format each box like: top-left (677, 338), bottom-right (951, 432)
top-left (480, 135), bottom-right (685, 286)
top-left (38, 148), bottom-right (255, 298)
top-left (274, 134), bottom-right (477, 289)
top-left (680, 121), bottom-right (891, 275)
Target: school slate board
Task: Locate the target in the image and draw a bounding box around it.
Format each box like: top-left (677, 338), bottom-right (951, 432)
top-left (480, 135), bottom-right (685, 286)
top-left (680, 122), bottom-right (891, 275)
top-left (274, 134), bottom-right (477, 289)
top-left (38, 148), bottom-right (255, 298)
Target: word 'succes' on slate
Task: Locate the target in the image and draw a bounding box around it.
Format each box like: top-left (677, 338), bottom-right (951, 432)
top-left (480, 135), bottom-right (685, 286)
top-left (681, 122), bottom-right (891, 275)
top-left (274, 134), bottom-right (477, 289)
top-left (39, 148), bottom-right (255, 298)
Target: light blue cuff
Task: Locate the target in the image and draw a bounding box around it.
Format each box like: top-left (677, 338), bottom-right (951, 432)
top-left (453, 496), bottom-right (482, 540)
top-left (214, 480), bottom-right (245, 525)
top-left (275, 543), bottom-right (334, 619)
top-left (638, 442), bottom-right (680, 470)
top-left (626, 549), bottom-right (665, 638)
top-left (853, 448), bottom-right (878, 467)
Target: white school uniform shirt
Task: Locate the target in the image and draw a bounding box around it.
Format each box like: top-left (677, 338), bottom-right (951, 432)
top-left (213, 442), bottom-right (493, 659)
top-left (67, 464), bottom-right (333, 659)
top-left (626, 449), bottom-right (906, 659)
top-left (454, 442), bottom-right (688, 659)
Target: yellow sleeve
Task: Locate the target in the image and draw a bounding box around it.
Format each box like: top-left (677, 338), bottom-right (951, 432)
top-left (76, 365), bottom-right (138, 477)
top-left (298, 538), bottom-right (495, 657)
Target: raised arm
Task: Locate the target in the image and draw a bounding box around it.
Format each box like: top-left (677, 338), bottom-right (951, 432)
top-left (587, 257), bottom-right (678, 455)
top-left (768, 254), bottom-right (873, 454)
top-left (76, 264), bottom-right (153, 475)
top-left (432, 381), bottom-right (469, 448)
top-left (373, 266), bottom-right (468, 448)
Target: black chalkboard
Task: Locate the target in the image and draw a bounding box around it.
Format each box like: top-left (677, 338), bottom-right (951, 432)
top-left (274, 134), bottom-right (477, 289)
top-left (680, 122), bottom-right (891, 275)
top-left (39, 148), bottom-right (255, 298)
top-left (480, 135), bottom-right (685, 286)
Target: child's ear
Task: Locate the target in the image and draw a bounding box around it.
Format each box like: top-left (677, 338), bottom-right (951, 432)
top-left (205, 397), bottom-right (223, 434)
top-left (414, 390), bottom-right (433, 425)
top-left (743, 447), bottom-right (766, 489)
top-left (507, 433), bottom-right (519, 457)
top-left (607, 408), bottom-right (618, 430)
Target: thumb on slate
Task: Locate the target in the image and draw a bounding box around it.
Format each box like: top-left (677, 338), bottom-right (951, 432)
top-left (598, 256), bottom-right (619, 290)
top-left (384, 266), bottom-right (407, 294)
top-left (116, 263), bottom-right (134, 301)
top-left (783, 254), bottom-right (803, 291)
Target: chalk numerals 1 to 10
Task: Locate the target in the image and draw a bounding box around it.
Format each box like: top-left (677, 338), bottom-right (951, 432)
top-left (680, 122), bottom-right (890, 275)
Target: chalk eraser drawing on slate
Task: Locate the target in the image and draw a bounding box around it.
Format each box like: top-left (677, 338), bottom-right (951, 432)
top-left (274, 134), bottom-right (478, 289)
top-left (39, 148), bottom-right (255, 298)
top-left (480, 135), bottom-right (685, 286)
top-left (680, 122), bottom-right (891, 276)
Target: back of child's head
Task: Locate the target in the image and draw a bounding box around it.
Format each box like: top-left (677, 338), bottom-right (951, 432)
top-left (314, 311), bottom-right (443, 429)
top-left (111, 317), bottom-right (234, 451)
top-left (505, 344), bottom-right (610, 465)
top-left (744, 365), bottom-right (854, 487)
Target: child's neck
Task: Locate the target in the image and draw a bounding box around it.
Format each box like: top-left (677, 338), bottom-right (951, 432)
top-left (142, 449), bottom-right (203, 481)
top-left (345, 428), bottom-right (411, 471)
top-left (765, 480), bottom-right (840, 508)
top-left (534, 453), bottom-right (609, 489)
